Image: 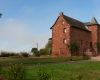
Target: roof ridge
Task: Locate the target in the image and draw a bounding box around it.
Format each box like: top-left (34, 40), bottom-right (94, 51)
top-left (63, 15), bottom-right (84, 24)
top-left (91, 17), bottom-right (98, 24)
top-left (63, 14), bottom-right (90, 31)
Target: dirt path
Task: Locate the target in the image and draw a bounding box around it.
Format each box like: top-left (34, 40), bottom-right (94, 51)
top-left (90, 56), bottom-right (100, 61)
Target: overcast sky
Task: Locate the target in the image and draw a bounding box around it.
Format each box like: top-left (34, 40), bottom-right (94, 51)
top-left (0, 0), bottom-right (100, 52)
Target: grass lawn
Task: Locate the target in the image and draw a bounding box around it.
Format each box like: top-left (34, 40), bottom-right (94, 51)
top-left (1, 61), bottom-right (100, 80)
top-left (0, 56), bottom-right (89, 66)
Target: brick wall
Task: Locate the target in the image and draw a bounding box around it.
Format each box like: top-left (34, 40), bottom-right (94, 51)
top-left (52, 13), bottom-right (71, 57)
top-left (97, 25), bottom-right (100, 42)
top-left (70, 27), bottom-right (91, 55)
top-left (51, 13), bottom-right (100, 57)
top-left (88, 25), bottom-right (98, 55)
top-left (97, 25), bottom-right (100, 54)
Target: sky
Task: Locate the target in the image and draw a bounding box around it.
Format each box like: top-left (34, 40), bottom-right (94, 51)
top-left (0, 0), bottom-right (100, 53)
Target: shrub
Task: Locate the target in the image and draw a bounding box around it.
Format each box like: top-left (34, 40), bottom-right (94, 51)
top-left (37, 64), bottom-right (53, 80)
top-left (6, 63), bottom-right (27, 80)
top-left (0, 64), bottom-right (2, 74)
top-left (76, 75), bottom-right (83, 80)
top-left (69, 75), bottom-right (83, 80)
top-left (0, 51), bottom-right (16, 57)
top-left (0, 51), bottom-right (10, 57)
top-left (95, 42), bottom-right (100, 51)
top-left (39, 49), bottom-right (49, 55)
top-left (83, 56), bottom-right (90, 60)
top-left (31, 48), bottom-right (40, 56)
top-left (66, 42), bottom-right (79, 56)
top-left (21, 52), bottom-right (29, 57)
top-left (10, 53), bottom-right (16, 56)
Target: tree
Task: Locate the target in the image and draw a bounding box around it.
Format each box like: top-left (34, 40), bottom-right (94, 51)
top-left (66, 42), bottom-right (79, 56)
top-left (39, 48), bottom-right (49, 55)
top-left (95, 42), bottom-right (100, 51)
top-left (45, 40), bottom-right (52, 54)
top-left (31, 48), bottom-right (40, 56)
top-left (45, 40), bottom-right (52, 49)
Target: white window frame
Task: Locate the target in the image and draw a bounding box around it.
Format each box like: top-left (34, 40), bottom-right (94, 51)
top-left (63, 39), bottom-right (66, 44)
top-left (63, 28), bottom-right (66, 33)
top-left (62, 20), bottom-right (64, 24)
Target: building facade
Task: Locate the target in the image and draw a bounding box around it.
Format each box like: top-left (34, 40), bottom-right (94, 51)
top-left (50, 12), bottom-right (100, 57)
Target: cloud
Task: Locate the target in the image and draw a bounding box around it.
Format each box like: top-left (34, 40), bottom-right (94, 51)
top-left (0, 18), bottom-right (51, 52)
top-left (18, 5), bottom-right (35, 19)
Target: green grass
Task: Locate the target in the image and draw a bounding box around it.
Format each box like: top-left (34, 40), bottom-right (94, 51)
top-left (0, 56), bottom-right (89, 66)
top-left (1, 61), bottom-right (100, 80)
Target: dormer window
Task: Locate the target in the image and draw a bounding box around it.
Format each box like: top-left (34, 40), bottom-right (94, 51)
top-left (63, 39), bottom-right (66, 44)
top-left (62, 20), bottom-right (64, 24)
top-left (63, 28), bottom-right (66, 33)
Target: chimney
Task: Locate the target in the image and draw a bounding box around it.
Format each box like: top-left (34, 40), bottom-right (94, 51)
top-left (59, 12), bottom-right (63, 16)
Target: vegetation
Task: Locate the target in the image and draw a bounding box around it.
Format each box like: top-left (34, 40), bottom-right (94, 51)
top-left (66, 41), bottom-right (79, 55)
top-left (39, 48), bottom-right (49, 55)
top-left (95, 42), bottom-right (100, 51)
top-left (31, 40), bottom-right (52, 56)
top-left (6, 63), bottom-right (26, 80)
top-left (0, 57), bottom-right (89, 66)
top-left (45, 40), bottom-right (52, 54)
top-left (37, 64), bottom-right (53, 80)
top-left (0, 64), bottom-right (2, 74)
top-left (20, 52), bottom-right (29, 57)
top-left (31, 48), bottom-right (40, 56)
top-left (0, 51), bottom-right (30, 58)
top-left (0, 51), bottom-right (16, 57)
top-left (1, 61), bottom-right (100, 80)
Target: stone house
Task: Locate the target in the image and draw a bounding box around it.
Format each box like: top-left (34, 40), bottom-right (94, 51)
top-left (50, 12), bottom-right (100, 57)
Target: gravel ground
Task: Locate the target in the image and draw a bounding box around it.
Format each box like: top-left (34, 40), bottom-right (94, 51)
top-left (90, 56), bottom-right (100, 61)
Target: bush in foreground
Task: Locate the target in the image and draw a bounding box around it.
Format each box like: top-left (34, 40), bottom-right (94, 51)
top-left (6, 63), bottom-right (27, 80)
top-left (37, 64), bottom-right (53, 80)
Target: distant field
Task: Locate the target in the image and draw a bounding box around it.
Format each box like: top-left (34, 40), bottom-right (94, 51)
top-left (1, 61), bottom-right (100, 80)
top-left (0, 56), bottom-right (89, 66)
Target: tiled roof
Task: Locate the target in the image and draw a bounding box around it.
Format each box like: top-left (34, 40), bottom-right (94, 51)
top-left (63, 15), bottom-right (89, 31)
top-left (85, 17), bottom-right (99, 26)
top-left (50, 13), bottom-right (99, 31)
top-left (48, 38), bottom-right (52, 40)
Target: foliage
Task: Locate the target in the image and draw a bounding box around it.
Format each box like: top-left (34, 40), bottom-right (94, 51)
top-left (66, 42), bottom-right (79, 54)
top-left (21, 52), bottom-right (29, 57)
top-left (45, 40), bottom-right (52, 54)
top-left (2, 62), bottom-right (100, 80)
top-left (95, 42), bottom-right (100, 51)
top-left (37, 64), bottom-right (53, 80)
top-left (70, 75), bottom-right (83, 80)
top-left (0, 57), bottom-right (90, 66)
top-left (45, 40), bottom-right (52, 49)
top-left (0, 51), bottom-right (16, 57)
top-left (67, 56), bottom-right (90, 61)
top-left (39, 48), bottom-right (50, 55)
top-left (6, 63), bottom-right (27, 80)
top-left (0, 64), bottom-right (2, 74)
top-left (31, 48), bottom-right (40, 56)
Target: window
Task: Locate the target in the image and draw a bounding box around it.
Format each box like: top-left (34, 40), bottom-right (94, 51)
top-left (62, 20), bottom-right (64, 24)
top-left (63, 28), bottom-right (66, 33)
top-left (63, 39), bottom-right (66, 44)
